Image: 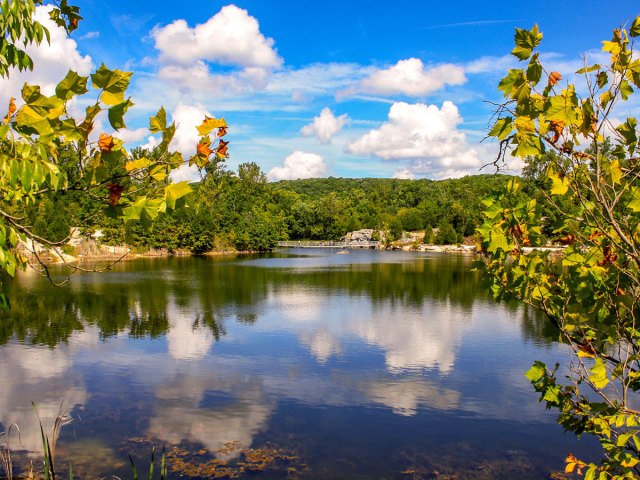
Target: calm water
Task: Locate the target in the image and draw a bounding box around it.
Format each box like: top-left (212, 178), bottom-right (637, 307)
top-left (0, 249), bottom-right (598, 479)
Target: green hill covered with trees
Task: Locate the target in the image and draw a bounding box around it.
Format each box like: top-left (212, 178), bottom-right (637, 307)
top-left (24, 152), bottom-right (516, 252)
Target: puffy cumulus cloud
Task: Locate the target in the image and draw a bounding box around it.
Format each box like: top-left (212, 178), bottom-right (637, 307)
top-left (166, 103), bottom-right (212, 182)
top-left (151, 5), bottom-right (281, 94)
top-left (301, 107), bottom-right (348, 144)
top-left (152, 5), bottom-right (281, 68)
top-left (347, 58), bottom-right (466, 97)
top-left (346, 101), bottom-right (482, 179)
top-left (0, 5), bottom-right (93, 106)
top-left (267, 151), bottom-right (328, 181)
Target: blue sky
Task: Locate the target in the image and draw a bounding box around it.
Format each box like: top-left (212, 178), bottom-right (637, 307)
top-left (4, 1), bottom-right (640, 180)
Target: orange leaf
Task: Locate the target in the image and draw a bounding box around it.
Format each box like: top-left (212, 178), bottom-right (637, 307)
top-left (196, 142), bottom-right (212, 157)
top-left (3, 97), bottom-right (16, 124)
top-left (549, 120), bottom-right (565, 144)
top-left (217, 126), bottom-right (227, 137)
top-left (98, 133), bottom-right (115, 153)
top-left (107, 183), bottom-right (124, 206)
top-left (548, 71), bottom-right (562, 86)
top-left (217, 139), bottom-right (229, 158)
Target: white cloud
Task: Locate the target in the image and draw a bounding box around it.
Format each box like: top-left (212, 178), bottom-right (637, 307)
top-left (0, 5), bottom-right (93, 107)
top-left (113, 127), bottom-right (149, 144)
top-left (150, 5), bottom-right (281, 94)
top-left (267, 151), bottom-right (328, 181)
top-left (152, 5), bottom-right (282, 68)
top-left (163, 103), bottom-right (217, 183)
top-left (300, 107), bottom-right (348, 144)
top-left (349, 58), bottom-right (466, 97)
top-left (393, 168), bottom-right (416, 179)
top-left (169, 103), bottom-right (210, 155)
top-left (465, 55), bottom-right (515, 74)
top-left (346, 101), bottom-right (482, 179)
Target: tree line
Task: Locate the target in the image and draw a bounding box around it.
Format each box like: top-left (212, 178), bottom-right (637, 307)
top-left (22, 149), bottom-right (518, 253)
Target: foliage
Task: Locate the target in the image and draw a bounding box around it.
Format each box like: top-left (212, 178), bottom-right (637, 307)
top-left (0, 0), bottom-right (81, 78)
top-left (477, 18), bottom-right (640, 479)
top-left (0, 4), bottom-right (229, 301)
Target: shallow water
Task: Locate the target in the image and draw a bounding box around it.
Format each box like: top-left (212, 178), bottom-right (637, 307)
top-left (0, 249), bottom-right (598, 478)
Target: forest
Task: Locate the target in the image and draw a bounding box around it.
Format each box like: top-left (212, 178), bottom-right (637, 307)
top-left (20, 145), bottom-right (523, 254)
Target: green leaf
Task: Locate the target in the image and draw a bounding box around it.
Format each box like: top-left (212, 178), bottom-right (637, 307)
top-left (628, 187), bottom-right (640, 212)
top-left (488, 117), bottom-right (513, 140)
top-left (616, 117), bottom-right (637, 150)
top-left (91, 64), bottom-right (132, 92)
top-left (576, 64), bottom-right (601, 74)
top-left (55, 70), bottom-right (88, 100)
top-left (107, 99), bottom-right (133, 130)
top-left (511, 24), bottom-right (543, 61)
top-left (620, 79), bottom-right (633, 100)
top-left (165, 182), bottom-right (193, 210)
top-left (630, 16), bottom-right (640, 37)
top-left (123, 196), bottom-right (147, 222)
top-left (596, 71), bottom-right (608, 88)
top-left (525, 361), bottom-right (546, 383)
top-left (526, 53), bottom-right (542, 84)
top-left (149, 107), bottom-right (167, 133)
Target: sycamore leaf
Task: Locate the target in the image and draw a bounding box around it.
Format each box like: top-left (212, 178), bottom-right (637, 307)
top-left (196, 116), bottom-right (227, 136)
top-left (610, 159), bottom-right (623, 184)
top-left (149, 107), bottom-right (167, 133)
top-left (620, 79), bottom-right (634, 100)
top-left (525, 361), bottom-right (546, 382)
top-left (91, 64), bottom-right (132, 94)
top-left (216, 139), bottom-right (229, 158)
top-left (3, 97), bottom-right (16, 124)
top-left (576, 64), bottom-right (600, 74)
top-left (631, 16), bottom-right (640, 37)
top-left (124, 157), bottom-right (151, 172)
top-left (526, 54), bottom-right (542, 84)
top-left (596, 71), bottom-right (608, 88)
top-left (511, 24), bottom-right (543, 60)
top-left (548, 71), bottom-right (562, 86)
top-left (589, 358), bottom-right (610, 389)
top-left (55, 70), bottom-right (88, 100)
top-left (98, 133), bottom-right (114, 153)
top-left (196, 142), bottom-right (212, 157)
top-left (627, 187), bottom-right (640, 212)
top-left (108, 99), bottom-right (133, 130)
top-left (165, 182), bottom-right (193, 210)
top-left (488, 117), bottom-right (513, 140)
top-left (548, 168), bottom-right (569, 195)
top-left (107, 183), bottom-right (124, 206)
top-left (123, 196), bottom-right (147, 221)
top-left (149, 165), bottom-right (167, 181)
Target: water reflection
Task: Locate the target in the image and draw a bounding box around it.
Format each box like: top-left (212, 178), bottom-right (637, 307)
top-left (0, 250), bottom-right (598, 478)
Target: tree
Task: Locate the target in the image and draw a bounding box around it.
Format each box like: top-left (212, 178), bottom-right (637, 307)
top-left (0, 3), bottom-right (229, 302)
top-left (0, 0), bottom-right (81, 78)
top-left (477, 19), bottom-right (640, 479)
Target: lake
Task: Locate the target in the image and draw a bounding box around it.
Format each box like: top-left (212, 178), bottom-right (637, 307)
top-left (0, 248), bottom-right (598, 479)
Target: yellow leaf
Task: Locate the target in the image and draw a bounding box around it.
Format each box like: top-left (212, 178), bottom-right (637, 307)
top-left (610, 159), bottom-right (623, 184)
top-left (548, 168), bottom-right (569, 195)
top-left (124, 157), bottom-right (151, 172)
top-left (196, 116), bottom-right (227, 136)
